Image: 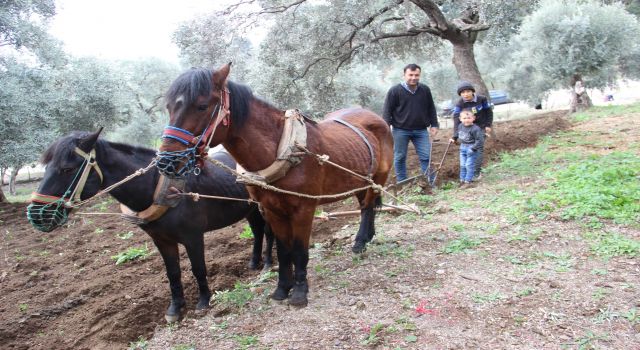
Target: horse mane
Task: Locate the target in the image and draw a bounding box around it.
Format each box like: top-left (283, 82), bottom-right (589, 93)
top-left (165, 68), bottom-right (280, 130)
top-left (40, 132), bottom-right (155, 165)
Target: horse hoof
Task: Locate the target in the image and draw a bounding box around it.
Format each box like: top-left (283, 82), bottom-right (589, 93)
top-left (196, 300), bottom-right (210, 311)
top-left (352, 241), bottom-right (367, 254)
top-left (165, 313), bottom-right (180, 323)
top-left (165, 301), bottom-right (186, 323)
top-left (271, 285), bottom-right (291, 301)
top-left (248, 260), bottom-right (260, 270)
top-left (289, 289), bottom-right (308, 307)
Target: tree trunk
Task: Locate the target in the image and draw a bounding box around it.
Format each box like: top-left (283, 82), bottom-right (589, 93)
top-left (0, 186), bottom-right (6, 202)
top-left (1, 167), bottom-right (6, 185)
top-left (9, 167), bottom-right (19, 196)
top-left (569, 75), bottom-right (593, 113)
top-left (451, 41), bottom-right (490, 99)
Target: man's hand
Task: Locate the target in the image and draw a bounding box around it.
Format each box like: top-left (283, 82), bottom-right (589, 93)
top-left (429, 127), bottom-right (438, 137)
top-left (485, 127), bottom-right (492, 133)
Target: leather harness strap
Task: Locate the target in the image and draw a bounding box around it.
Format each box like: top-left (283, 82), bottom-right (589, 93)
top-left (119, 174), bottom-right (186, 225)
top-left (333, 118), bottom-right (375, 177)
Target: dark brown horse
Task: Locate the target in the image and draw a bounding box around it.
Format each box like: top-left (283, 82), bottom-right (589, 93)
top-left (27, 131), bottom-right (274, 321)
top-left (158, 64), bottom-right (393, 306)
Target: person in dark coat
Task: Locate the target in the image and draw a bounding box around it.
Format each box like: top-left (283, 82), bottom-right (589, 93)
top-left (383, 63), bottom-right (439, 185)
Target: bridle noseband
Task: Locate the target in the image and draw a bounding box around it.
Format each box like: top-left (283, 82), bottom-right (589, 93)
top-left (27, 147), bottom-right (104, 232)
top-left (156, 88), bottom-right (230, 178)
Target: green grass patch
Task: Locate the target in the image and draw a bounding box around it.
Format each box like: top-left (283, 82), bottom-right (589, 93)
top-left (443, 235), bottom-right (483, 254)
top-left (239, 224), bottom-right (254, 239)
top-left (127, 336), bottom-right (148, 350)
top-left (584, 231), bottom-right (640, 258)
top-left (534, 152), bottom-right (640, 224)
top-left (6, 187), bottom-right (32, 203)
top-left (111, 244), bottom-right (152, 265)
top-left (487, 150), bottom-right (639, 226)
top-left (572, 103), bottom-right (640, 122)
top-left (212, 282), bottom-right (254, 310)
top-left (471, 292), bottom-right (506, 304)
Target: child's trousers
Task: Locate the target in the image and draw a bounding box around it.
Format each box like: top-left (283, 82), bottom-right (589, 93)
top-left (459, 144), bottom-right (479, 182)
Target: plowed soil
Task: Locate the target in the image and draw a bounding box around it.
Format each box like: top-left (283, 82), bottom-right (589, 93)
top-left (0, 111), bottom-right (570, 349)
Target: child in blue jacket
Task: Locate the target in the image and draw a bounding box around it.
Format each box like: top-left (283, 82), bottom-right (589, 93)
top-left (452, 81), bottom-right (492, 178)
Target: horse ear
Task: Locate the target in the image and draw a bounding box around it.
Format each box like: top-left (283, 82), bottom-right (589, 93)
top-left (212, 62), bottom-right (232, 87)
top-left (78, 127), bottom-right (103, 151)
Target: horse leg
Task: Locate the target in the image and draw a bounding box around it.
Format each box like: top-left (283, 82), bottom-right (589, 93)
top-left (263, 223), bottom-right (274, 269)
top-left (272, 236), bottom-right (294, 300)
top-left (352, 193), bottom-right (381, 254)
top-left (289, 209), bottom-right (314, 306)
top-left (184, 234), bottom-right (211, 312)
top-left (246, 208), bottom-right (265, 270)
top-left (153, 238), bottom-right (185, 322)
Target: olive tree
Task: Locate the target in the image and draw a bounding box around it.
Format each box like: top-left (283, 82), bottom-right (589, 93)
top-left (497, 0), bottom-right (640, 112)
top-left (174, 0), bottom-right (539, 113)
top-left (109, 59), bottom-right (181, 147)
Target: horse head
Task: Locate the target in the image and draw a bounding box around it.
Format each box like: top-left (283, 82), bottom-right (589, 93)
top-left (27, 129), bottom-right (104, 232)
top-left (157, 63), bottom-right (233, 178)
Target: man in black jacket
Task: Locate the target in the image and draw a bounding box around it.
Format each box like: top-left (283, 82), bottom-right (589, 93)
top-left (451, 81), bottom-right (493, 178)
top-left (383, 63), bottom-right (439, 184)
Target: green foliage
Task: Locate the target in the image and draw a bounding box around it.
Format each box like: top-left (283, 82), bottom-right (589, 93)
top-left (233, 335), bottom-right (259, 349)
top-left (360, 322), bottom-right (386, 346)
top-left (111, 244), bottom-right (152, 265)
top-left (443, 235), bottom-right (483, 254)
top-left (534, 152), bottom-right (640, 224)
top-left (499, 0), bottom-right (640, 103)
top-left (572, 103), bottom-right (640, 122)
top-left (471, 292), bottom-right (506, 304)
top-left (212, 282), bottom-right (254, 310)
top-left (18, 303), bottom-right (28, 313)
top-left (128, 336), bottom-right (148, 350)
top-left (108, 59), bottom-right (180, 147)
top-left (239, 225), bottom-right (254, 239)
top-left (0, 0), bottom-right (59, 59)
top-left (585, 231), bottom-right (640, 258)
top-left (117, 231), bottom-right (134, 240)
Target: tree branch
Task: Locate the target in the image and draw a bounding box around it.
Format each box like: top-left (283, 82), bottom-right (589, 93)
top-left (451, 19), bottom-right (490, 32)
top-left (408, 0), bottom-right (449, 32)
top-left (371, 26), bottom-right (441, 42)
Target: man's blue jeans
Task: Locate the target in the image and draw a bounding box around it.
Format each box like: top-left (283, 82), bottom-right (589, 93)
top-left (392, 127), bottom-right (431, 182)
top-left (459, 144), bottom-right (479, 182)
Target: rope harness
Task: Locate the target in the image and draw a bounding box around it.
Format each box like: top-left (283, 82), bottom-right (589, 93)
top-left (27, 147), bottom-right (104, 231)
top-left (156, 89), bottom-right (230, 178)
top-left (27, 145), bottom-right (157, 231)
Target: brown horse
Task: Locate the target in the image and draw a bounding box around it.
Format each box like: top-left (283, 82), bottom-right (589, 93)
top-left (158, 63), bottom-right (393, 306)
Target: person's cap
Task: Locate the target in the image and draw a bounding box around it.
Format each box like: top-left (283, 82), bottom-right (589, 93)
top-left (457, 81), bottom-right (475, 95)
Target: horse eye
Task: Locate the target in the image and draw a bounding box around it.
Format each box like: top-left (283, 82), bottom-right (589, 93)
top-left (197, 104), bottom-right (208, 111)
top-left (61, 167), bottom-right (75, 174)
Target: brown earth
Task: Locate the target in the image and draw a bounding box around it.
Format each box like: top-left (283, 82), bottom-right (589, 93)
top-left (0, 110), bottom-right (571, 350)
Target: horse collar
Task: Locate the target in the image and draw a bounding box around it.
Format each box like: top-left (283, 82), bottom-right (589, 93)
top-left (236, 109), bottom-right (308, 184)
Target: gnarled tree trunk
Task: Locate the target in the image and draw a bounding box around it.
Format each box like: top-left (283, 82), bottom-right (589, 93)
top-left (9, 167), bottom-right (19, 196)
top-left (570, 74), bottom-right (593, 113)
top-left (451, 40), bottom-right (489, 98)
